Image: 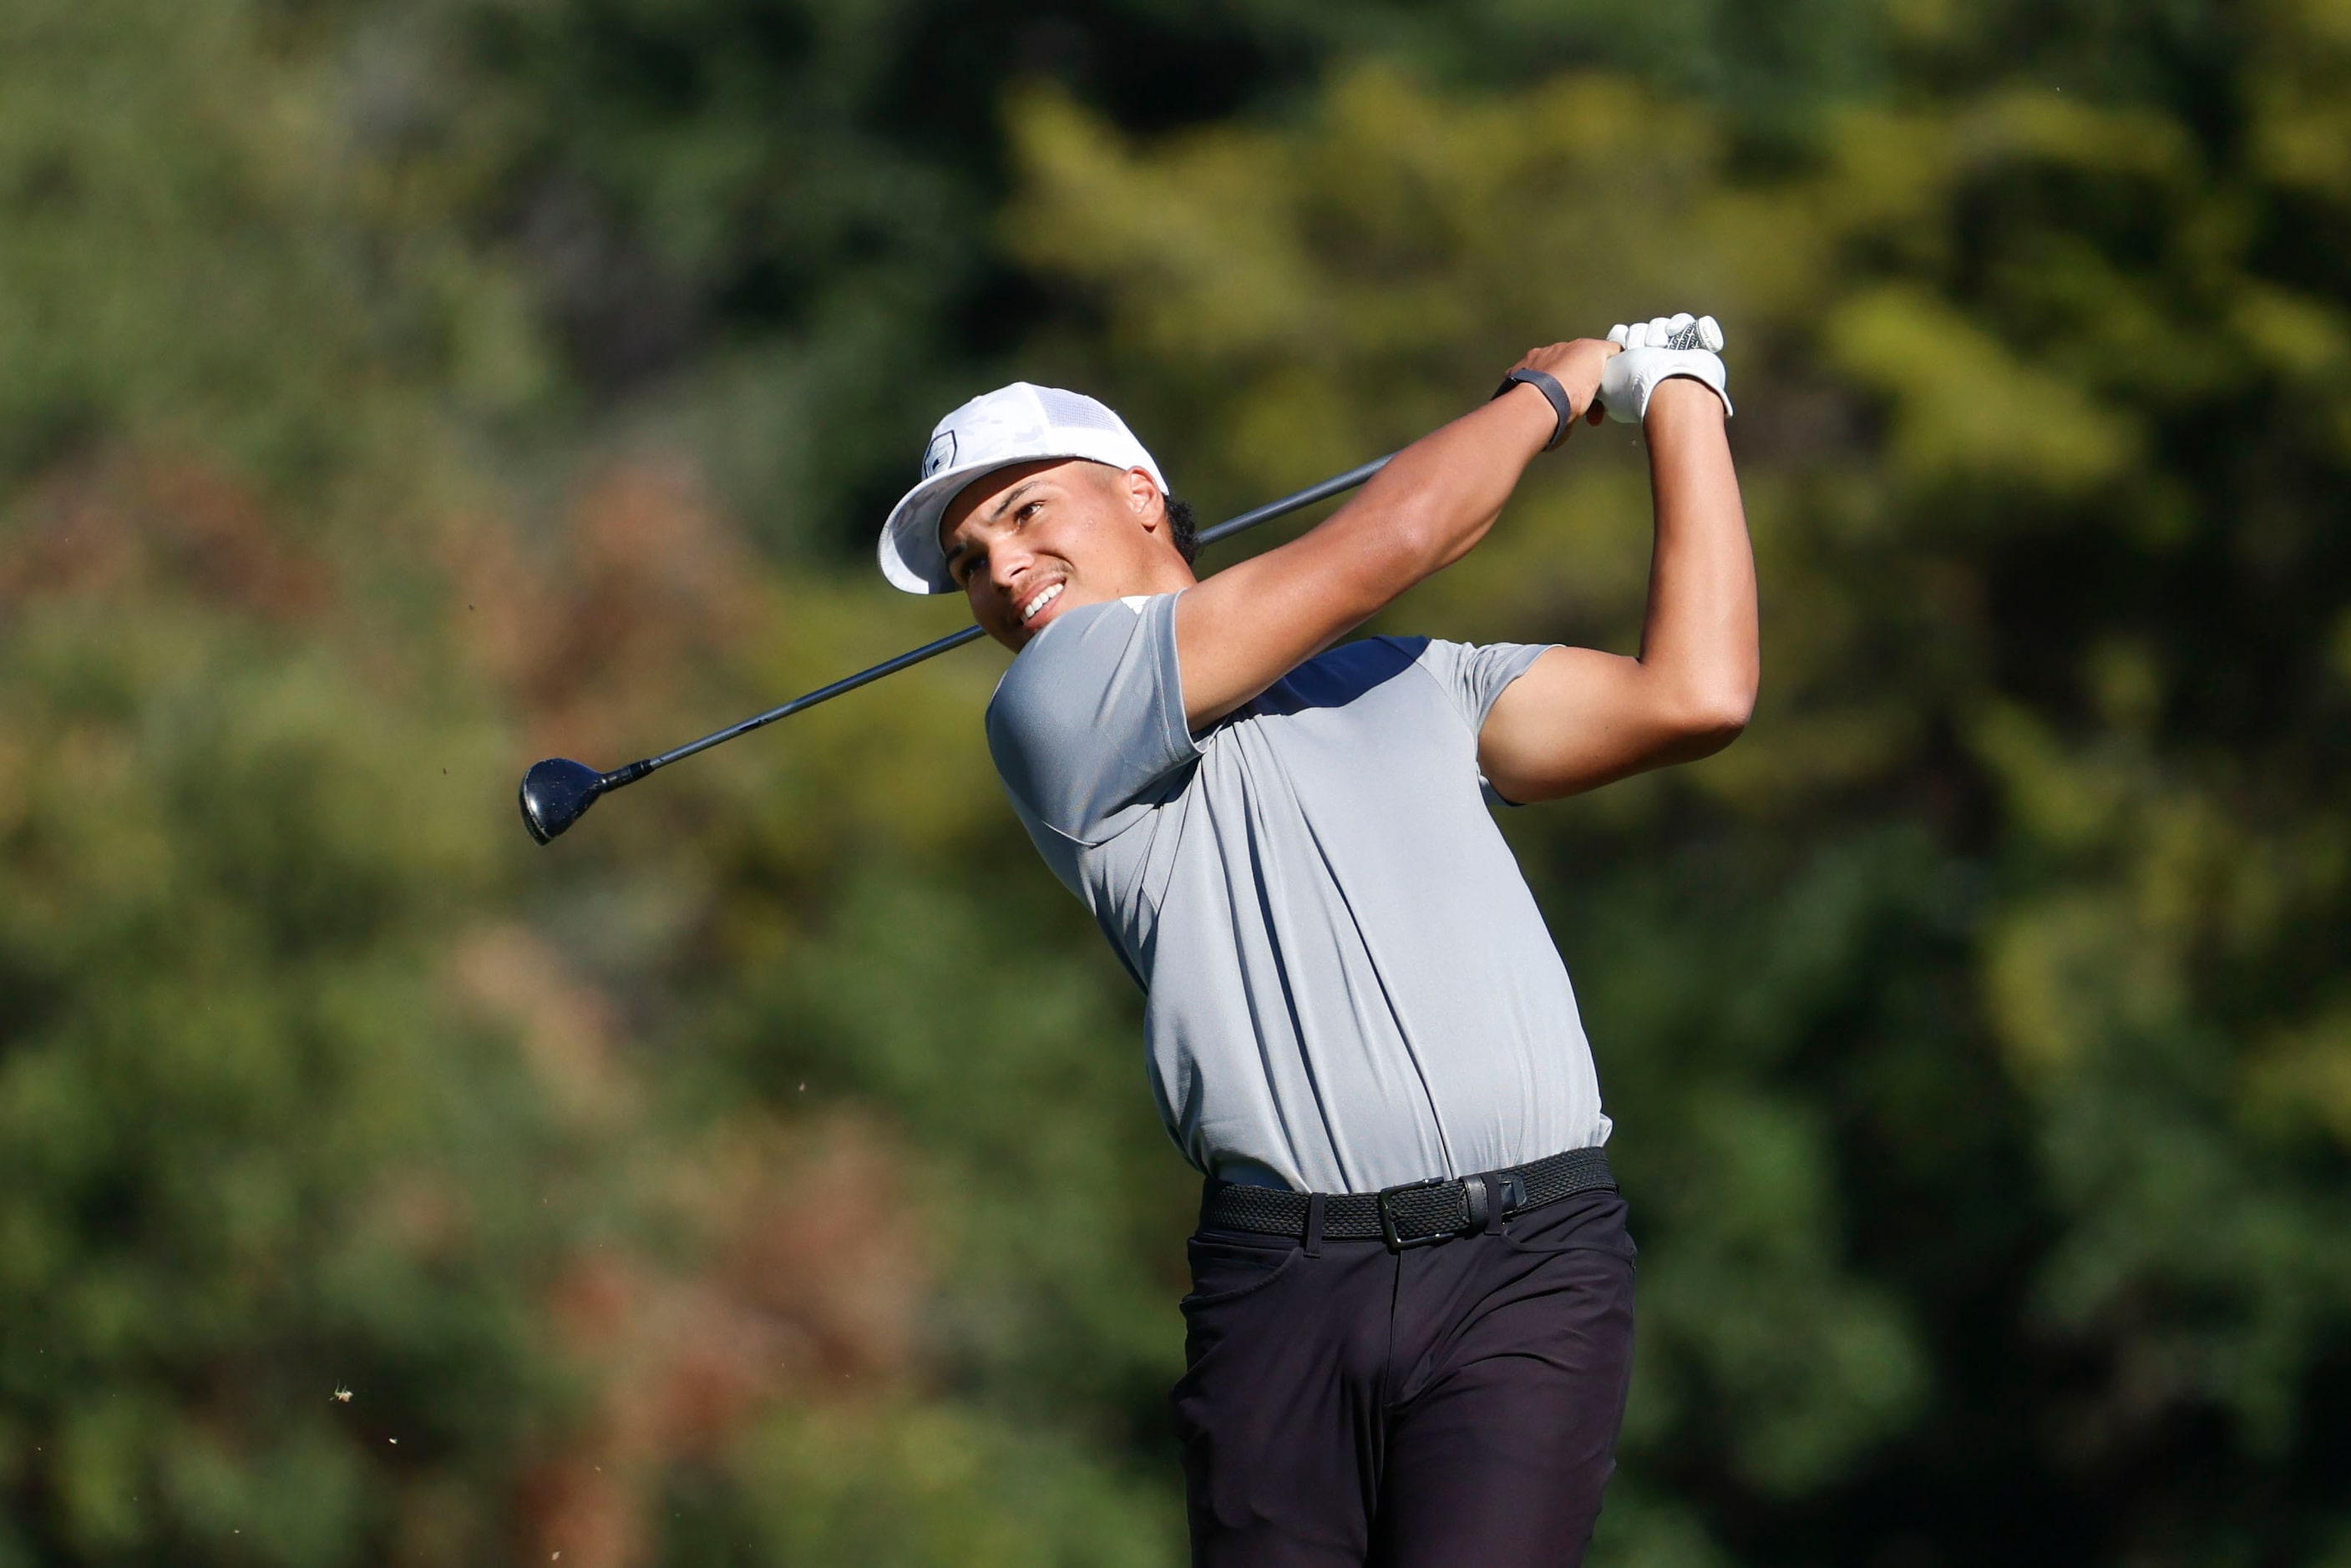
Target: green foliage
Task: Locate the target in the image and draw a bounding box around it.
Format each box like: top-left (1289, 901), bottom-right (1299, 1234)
top-left (0, 579), bottom-right (568, 1562)
top-left (677, 1402), bottom-right (1178, 1568)
top-left (5, 0), bottom-right (2350, 1564)
top-left (0, 0), bottom-right (545, 499)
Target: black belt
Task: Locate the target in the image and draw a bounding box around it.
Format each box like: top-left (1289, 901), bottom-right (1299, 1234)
top-left (1200, 1146), bottom-right (1614, 1251)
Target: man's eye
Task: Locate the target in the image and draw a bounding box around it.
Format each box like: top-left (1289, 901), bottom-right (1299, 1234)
top-left (1017, 501), bottom-right (1042, 524)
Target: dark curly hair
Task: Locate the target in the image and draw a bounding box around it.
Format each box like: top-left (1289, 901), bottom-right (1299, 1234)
top-left (1165, 494), bottom-right (1199, 564)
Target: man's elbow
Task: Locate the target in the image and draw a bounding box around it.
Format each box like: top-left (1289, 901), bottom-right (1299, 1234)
top-left (1668, 687), bottom-right (1754, 757)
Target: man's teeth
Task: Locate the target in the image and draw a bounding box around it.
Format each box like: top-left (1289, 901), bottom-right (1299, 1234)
top-left (1021, 583), bottom-right (1064, 622)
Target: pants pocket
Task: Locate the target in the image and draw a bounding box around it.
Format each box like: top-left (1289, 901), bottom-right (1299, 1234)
top-left (1499, 1190), bottom-right (1638, 1258)
top-left (1181, 1233), bottom-right (1305, 1311)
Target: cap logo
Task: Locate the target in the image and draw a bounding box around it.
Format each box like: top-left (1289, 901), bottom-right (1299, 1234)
top-left (921, 430), bottom-right (956, 478)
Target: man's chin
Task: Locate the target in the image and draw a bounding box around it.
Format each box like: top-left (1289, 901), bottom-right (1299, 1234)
top-left (993, 612), bottom-right (1051, 653)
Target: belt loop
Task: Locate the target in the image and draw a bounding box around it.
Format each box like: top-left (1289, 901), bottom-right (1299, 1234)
top-left (1482, 1174), bottom-right (1505, 1235)
top-left (1303, 1192), bottom-right (1327, 1257)
top-left (1464, 1175), bottom-right (1490, 1233)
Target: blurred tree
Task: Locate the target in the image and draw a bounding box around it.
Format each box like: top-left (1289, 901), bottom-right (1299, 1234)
top-left (0, 3), bottom-right (570, 1559)
top-left (393, 0), bottom-right (1905, 558)
top-left (400, 0), bottom-right (2253, 563)
top-left (8, 0), bottom-right (2349, 1564)
top-left (0, 0), bottom-right (1180, 1561)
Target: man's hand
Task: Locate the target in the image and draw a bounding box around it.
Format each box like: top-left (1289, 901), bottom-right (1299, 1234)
top-left (1503, 337), bottom-right (1624, 436)
top-left (1598, 312), bottom-right (1733, 424)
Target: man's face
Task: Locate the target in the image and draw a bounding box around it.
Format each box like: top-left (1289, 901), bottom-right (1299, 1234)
top-left (939, 458), bottom-right (1179, 651)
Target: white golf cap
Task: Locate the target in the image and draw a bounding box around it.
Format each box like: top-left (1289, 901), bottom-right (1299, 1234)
top-left (877, 382), bottom-right (1169, 594)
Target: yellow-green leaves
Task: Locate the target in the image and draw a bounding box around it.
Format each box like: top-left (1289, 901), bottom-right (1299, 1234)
top-left (1008, 68), bottom-right (1741, 488)
top-left (1826, 286), bottom-right (2141, 496)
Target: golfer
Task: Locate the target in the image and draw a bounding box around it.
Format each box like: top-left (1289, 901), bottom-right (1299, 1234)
top-left (877, 317), bottom-right (1755, 1567)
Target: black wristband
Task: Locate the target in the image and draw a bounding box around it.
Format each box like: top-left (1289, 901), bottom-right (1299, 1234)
top-left (1492, 368), bottom-right (1575, 451)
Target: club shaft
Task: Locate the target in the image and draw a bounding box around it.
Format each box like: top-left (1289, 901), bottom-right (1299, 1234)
top-left (629, 624), bottom-right (987, 777)
top-left (1194, 454), bottom-right (1393, 549)
top-left (609, 453), bottom-right (1395, 787)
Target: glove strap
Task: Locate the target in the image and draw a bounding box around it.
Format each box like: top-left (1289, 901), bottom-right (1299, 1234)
top-left (1492, 368), bottom-right (1575, 451)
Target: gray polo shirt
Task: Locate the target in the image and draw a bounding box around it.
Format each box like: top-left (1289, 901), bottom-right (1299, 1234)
top-left (985, 592), bottom-right (1610, 1195)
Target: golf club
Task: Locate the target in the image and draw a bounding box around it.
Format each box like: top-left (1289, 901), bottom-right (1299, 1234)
top-left (519, 453), bottom-right (1396, 843)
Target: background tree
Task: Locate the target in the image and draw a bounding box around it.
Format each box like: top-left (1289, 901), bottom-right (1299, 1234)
top-left (3, 0), bottom-right (2346, 1564)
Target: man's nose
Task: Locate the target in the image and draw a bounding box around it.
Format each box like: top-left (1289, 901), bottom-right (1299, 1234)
top-left (988, 542), bottom-right (1036, 594)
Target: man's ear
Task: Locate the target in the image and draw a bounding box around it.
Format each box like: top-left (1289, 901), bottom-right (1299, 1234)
top-left (1121, 466), bottom-right (1161, 529)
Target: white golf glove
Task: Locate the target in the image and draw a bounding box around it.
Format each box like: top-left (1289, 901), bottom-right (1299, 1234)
top-left (1598, 313), bottom-right (1732, 424)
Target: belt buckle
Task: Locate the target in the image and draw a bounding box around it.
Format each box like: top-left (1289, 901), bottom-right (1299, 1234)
top-left (1377, 1176), bottom-right (1459, 1251)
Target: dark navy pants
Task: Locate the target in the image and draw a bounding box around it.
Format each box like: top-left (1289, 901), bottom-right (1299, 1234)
top-left (1172, 1187), bottom-right (1637, 1567)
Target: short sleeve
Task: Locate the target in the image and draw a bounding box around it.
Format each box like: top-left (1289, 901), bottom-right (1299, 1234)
top-left (985, 594), bottom-right (1202, 846)
top-left (1413, 639), bottom-right (1553, 737)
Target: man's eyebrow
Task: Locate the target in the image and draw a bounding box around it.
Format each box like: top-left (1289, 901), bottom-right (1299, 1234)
top-left (985, 478), bottom-right (1044, 523)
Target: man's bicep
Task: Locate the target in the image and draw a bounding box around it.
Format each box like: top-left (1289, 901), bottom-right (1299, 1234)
top-left (1477, 645), bottom-right (1681, 802)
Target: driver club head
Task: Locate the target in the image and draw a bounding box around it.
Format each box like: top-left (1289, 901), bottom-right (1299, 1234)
top-left (519, 757), bottom-right (607, 844)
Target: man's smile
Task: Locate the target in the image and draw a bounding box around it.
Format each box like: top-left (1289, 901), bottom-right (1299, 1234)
top-left (1019, 580), bottom-right (1067, 625)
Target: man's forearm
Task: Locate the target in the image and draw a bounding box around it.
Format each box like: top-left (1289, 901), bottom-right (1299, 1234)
top-left (1175, 342), bottom-right (1612, 726)
top-left (1315, 385), bottom-right (1556, 586)
top-left (1637, 380), bottom-right (1757, 736)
